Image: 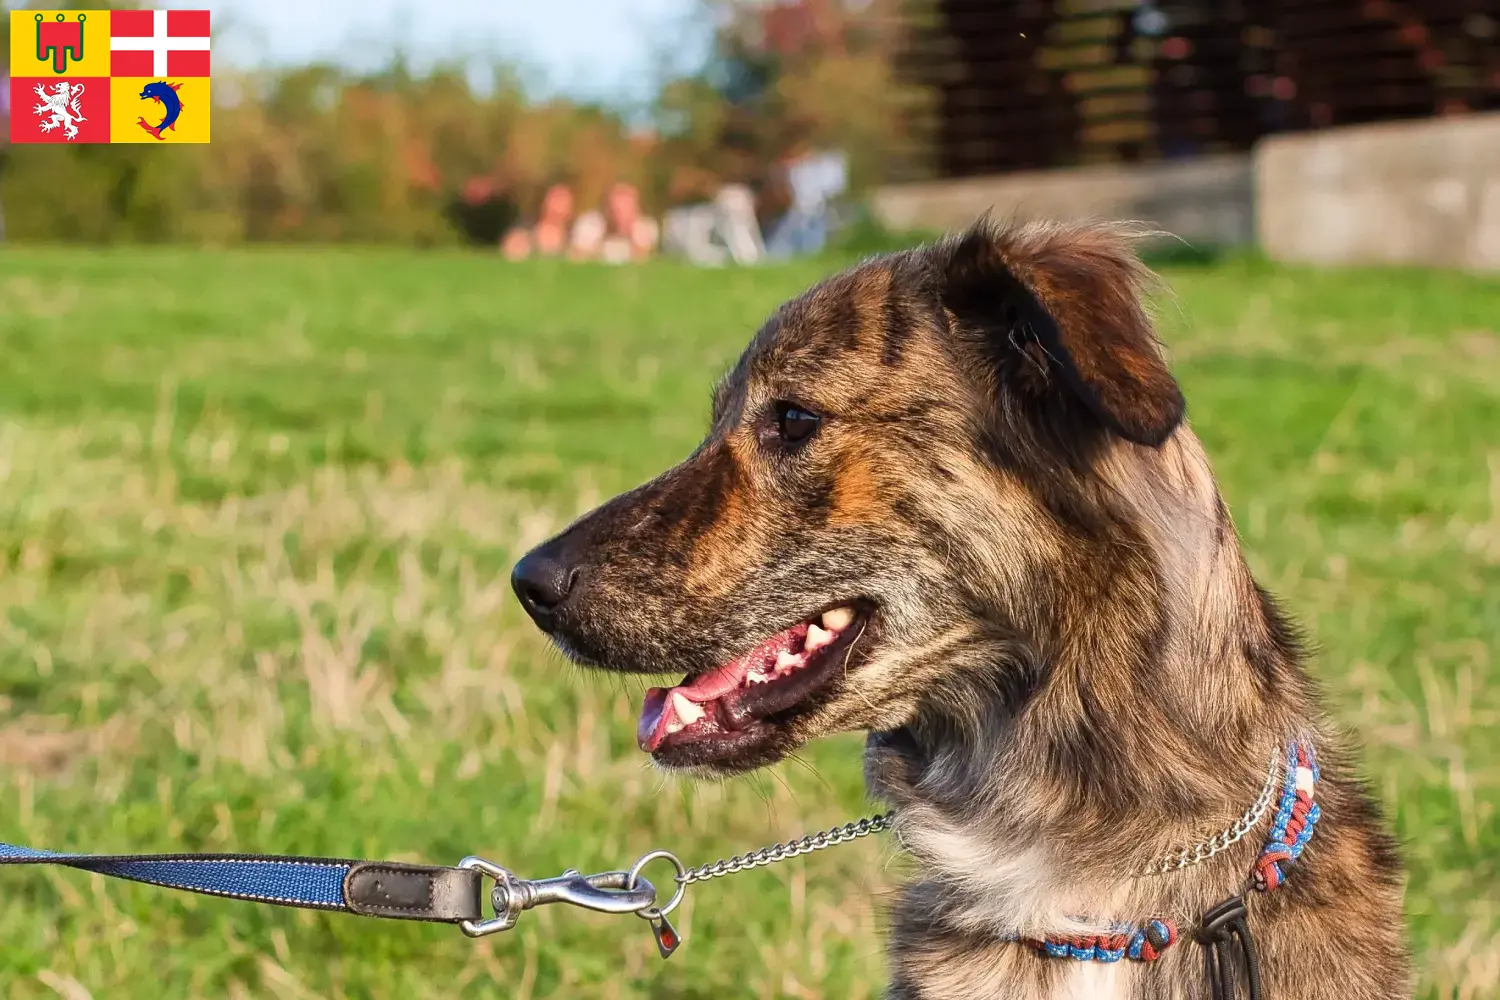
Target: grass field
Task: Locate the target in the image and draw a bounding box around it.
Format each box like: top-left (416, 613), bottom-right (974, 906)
top-left (0, 242), bottom-right (1496, 999)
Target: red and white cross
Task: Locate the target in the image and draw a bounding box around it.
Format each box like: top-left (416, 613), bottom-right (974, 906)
top-left (110, 10), bottom-right (211, 78)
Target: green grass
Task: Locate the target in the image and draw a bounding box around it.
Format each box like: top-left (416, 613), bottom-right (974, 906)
top-left (0, 244), bottom-right (1496, 999)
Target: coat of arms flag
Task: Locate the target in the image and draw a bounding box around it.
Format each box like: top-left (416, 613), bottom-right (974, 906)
top-left (9, 9), bottom-right (211, 144)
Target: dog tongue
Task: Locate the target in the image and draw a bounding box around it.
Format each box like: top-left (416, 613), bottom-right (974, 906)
top-left (638, 689), bottom-right (672, 749)
top-left (637, 624), bottom-right (808, 752)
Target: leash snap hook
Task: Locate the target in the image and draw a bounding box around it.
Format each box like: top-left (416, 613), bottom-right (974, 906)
top-left (456, 856), bottom-right (659, 938)
top-left (525, 869), bottom-right (662, 915)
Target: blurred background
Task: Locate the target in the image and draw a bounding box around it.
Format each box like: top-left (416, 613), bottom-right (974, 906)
top-left (1, 2), bottom-right (1497, 999)
top-left (2, 0), bottom-right (1494, 264)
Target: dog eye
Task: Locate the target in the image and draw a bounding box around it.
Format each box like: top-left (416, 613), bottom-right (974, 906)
top-left (774, 402), bottom-right (821, 444)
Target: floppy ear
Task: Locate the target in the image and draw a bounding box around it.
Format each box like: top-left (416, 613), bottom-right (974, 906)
top-left (939, 217), bottom-right (1185, 447)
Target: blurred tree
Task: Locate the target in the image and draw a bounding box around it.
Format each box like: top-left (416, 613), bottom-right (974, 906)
top-left (648, 0), bottom-right (938, 216)
top-left (0, 0), bottom-right (936, 245)
top-left (0, 55), bottom-right (652, 245)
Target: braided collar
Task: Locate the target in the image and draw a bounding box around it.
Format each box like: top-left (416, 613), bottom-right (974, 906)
top-left (1004, 739), bottom-right (1321, 984)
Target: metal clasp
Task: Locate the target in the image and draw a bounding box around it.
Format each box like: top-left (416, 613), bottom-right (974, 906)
top-left (456, 857), bottom-right (659, 938)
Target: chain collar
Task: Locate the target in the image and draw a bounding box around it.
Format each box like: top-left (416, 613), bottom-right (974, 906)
top-left (1136, 744), bottom-right (1284, 877)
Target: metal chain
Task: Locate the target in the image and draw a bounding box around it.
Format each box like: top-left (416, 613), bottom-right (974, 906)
top-left (664, 745), bottom-right (1277, 889)
top-left (671, 746), bottom-right (1277, 888)
top-left (1137, 745), bottom-right (1284, 876)
top-left (463, 748), bottom-right (1293, 948)
top-left (676, 812), bottom-right (895, 887)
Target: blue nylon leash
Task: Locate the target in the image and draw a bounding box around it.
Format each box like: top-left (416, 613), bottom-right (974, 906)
top-left (1, 840), bottom-right (365, 910)
top-left (0, 839), bottom-right (664, 941)
top-left (0, 812), bottom-right (892, 959)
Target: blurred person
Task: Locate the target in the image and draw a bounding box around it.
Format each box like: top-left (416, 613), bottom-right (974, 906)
top-left (568, 205), bottom-right (606, 260)
top-left (765, 149), bottom-right (847, 259)
top-left (603, 182), bottom-right (659, 263)
top-left (660, 183), bottom-right (764, 267)
top-left (501, 182), bottom-right (576, 260)
top-left (533, 183), bottom-right (575, 256)
top-left (501, 226), bottom-right (532, 260)
top-left (714, 184), bottom-right (765, 265)
top-left (661, 202), bottom-right (722, 265)
top-left (570, 182), bottom-right (659, 264)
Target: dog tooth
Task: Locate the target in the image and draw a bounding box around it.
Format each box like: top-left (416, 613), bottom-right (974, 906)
top-left (775, 650), bottom-right (802, 672)
top-left (820, 607), bottom-right (855, 632)
top-left (805, 623), bottom-right (834, 653)
top-left (670, 692), bottom-right (705, 726)
top-left (664, 718), bottom-right (686, 736)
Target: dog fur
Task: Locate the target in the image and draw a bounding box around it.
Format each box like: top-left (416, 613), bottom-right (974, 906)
top-left (512, 218), bottom-right (1412, 999)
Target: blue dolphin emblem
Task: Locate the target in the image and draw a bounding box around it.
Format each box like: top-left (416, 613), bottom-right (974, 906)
top-left (137, 81), bottom-right (184, 140)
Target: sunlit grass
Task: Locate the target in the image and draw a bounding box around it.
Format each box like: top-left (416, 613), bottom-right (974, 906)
top-left (0, 246), bottom-right (1496, 998)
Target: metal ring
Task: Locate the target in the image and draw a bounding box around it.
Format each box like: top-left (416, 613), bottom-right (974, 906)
top-left (626, 850), bottom-right (688, 921)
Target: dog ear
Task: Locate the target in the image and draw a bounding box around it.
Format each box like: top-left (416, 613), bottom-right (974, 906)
top-left (938, 217), bottom-right (1185, 448)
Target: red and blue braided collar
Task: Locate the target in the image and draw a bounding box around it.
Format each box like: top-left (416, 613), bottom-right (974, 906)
top-left (1006, 739), bottom-right (1320, 965)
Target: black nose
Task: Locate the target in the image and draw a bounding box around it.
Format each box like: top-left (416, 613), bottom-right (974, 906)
top-left (511, 542), bottom-right (580, 630)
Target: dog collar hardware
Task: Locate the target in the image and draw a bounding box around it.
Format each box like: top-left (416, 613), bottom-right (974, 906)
top-left (1197, 896), bottom-right (1264, 1000)
top-left (455, 857), bottom-right (671, 939)
top-left (1007, 739), bottom-right (1319, 1000)
top-left (461, 812), bottom-right (895, 957)
top-left (1138, 743), bottom-right (1283, 876)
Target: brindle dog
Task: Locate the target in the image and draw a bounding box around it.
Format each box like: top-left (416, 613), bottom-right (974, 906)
top-left (511, 218), bottom-right (1411, 999)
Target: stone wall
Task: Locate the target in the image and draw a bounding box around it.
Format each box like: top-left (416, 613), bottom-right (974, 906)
top-left (1255, 112), bottom-right (1500, 272)
top-left (870, 153), bottom-right (1255, 251)
top-left (871, 112), bottom-right (1500, 272)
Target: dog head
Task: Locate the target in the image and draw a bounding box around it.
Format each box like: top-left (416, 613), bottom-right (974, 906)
top-left (511, 218), bottom-right (1188, 775)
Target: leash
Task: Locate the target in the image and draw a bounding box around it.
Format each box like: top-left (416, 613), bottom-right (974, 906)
top-left (3, 743), bottom-right (1316, 997)
top-left (0, 812), bottom-right (894, 960)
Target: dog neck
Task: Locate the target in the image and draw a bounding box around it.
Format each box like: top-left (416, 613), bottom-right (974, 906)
top-left (865, 431), bottom-right (1313, 938)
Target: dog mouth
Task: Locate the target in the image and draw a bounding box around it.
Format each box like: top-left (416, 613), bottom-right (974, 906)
top-left (637, 603), bottom-right (872, 761)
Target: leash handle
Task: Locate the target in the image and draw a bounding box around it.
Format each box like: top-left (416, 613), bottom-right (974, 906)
top-left (0, 841), bottom-right (658, 936)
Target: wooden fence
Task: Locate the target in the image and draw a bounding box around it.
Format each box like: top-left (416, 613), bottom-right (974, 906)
top-left (900, 0), bottom-right (1500, 178)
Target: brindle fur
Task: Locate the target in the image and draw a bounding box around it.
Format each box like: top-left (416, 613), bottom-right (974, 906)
top-left (513, 218), bottom-right (1412, 999)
